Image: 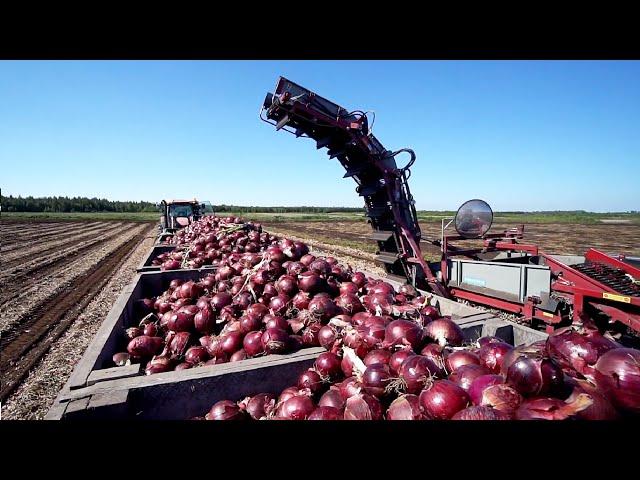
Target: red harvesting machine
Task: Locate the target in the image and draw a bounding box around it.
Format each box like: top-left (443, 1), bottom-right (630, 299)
top-left (260, 76), bottom-right (640, 337)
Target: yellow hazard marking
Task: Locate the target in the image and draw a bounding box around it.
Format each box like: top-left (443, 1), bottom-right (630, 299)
top-left (542, 311), bottom-right (554, 318)
top-left (603, 292), bottom-right (631, 303)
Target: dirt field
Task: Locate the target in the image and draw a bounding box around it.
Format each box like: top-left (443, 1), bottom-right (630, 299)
top-left (0, 220), bottom-right (155, 408)
top-left (261, 220), bottom-right (640, 259)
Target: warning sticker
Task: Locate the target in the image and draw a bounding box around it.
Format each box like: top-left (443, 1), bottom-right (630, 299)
top-left (603, 292), bottom-right (631, 304)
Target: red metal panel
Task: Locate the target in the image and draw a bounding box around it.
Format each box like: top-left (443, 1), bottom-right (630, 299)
top-left (584, 248), bottom-right (640, 278)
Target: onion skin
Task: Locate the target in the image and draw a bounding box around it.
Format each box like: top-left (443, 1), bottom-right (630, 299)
top-left (515, 394), bottom-right (593, 420)
top-left (386, 394), bottom-right (424, 420)
top-left (343, 394), bottom-right (383, 420)
top-left (565, 378), bottom-right (620, 420)
top-left (593, 348), bottom-right (640, 414)
top-left (478, 384), bottom-right (523, 413)
top-left (419, 380), bottom-right (470, 420)
top-left (452, 406), bottom-right (512, 420)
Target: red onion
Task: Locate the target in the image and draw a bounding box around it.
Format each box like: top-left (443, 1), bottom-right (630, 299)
top-left (292, 292), bottom-right (311, 310)
top-left (220, 331), bottom-right (244, 355)
top-left (194, 306), bottom-right (215, 334)
top-left (351, 272), bottom-right (366, 289)
top-left (452, 406), bottom-right (512, 420)
top-left (362, 364), bottom-right (392, 398)
top-left (185, 346), bottom-right (209, 365)
top-left (423, 318), bottom-right (464, 347)
top-left (206, 400), bottom-right (246, 420)
top-left (343, 393), bottom-right (383, 420)
top-left (319, 387), bottom-right (345, 410)
top-left (229, 349), bottom-right (247, 362)
top-left (504, 349), bottom-right (564, 397)
top-left (145, 355), bottom-right (174, 374)
top-left (339, 377), bottom-right (363, 399)
top-left (175, 362), bottom-right (192, 371)
top-left (277, 395), bottom-right (315, 420)
top-left (382, 319), bottom-right (423, 350)
top-left (269, 294), bottom-right (290, 316)
top-left (276, 275), bottom-right (298, 296)
top-left (308, 295), bottom-right (338, 322)
top-left (308, 406), bottom-right (342, 420)
top-left (298, 272), bottom-right (324, 294)
top-left (143, 324), bottom-right (158, 337)
top-left (593, 348), bottom-right (640, 414)
top-left (399, 356), bottom-right (441, 394)
top-left (420, 305), bottom-right (440, 321)
top-left (364, 349), bottom-right (392, 367)
top-left (300, 254), bottom-right (316, 266)
top-left (261, 328), bottom-right (290, 354)
top-left (419, 380), bottom-right (470, 419)
top-left (242, 331), bottom-right (264, 357)
top-left (127, 336), bottom-right (163, 358)
top-left (547, 326), bottom-right (621, 379)
top-left (318, 325), bottom-right (338, 350)
top-left (169, 331), bottom-right (191, 358)
top-left (298, 369), bottom-right (325, 395)
top-left (301, 322), bottom-right (322, 347)
top-left (335, 293), bottom-right (364, 315)
top-left (468, 374), bottom-right (505, 405)
top-left (340, 282), bottom-right (359, 296)
top-left (478, 341), bottom-right (513, 373)
top-left (244, 393), bottom-right (276, 420)
top-left (247, 303), bottom-right (269, 320)
top-left (448, 364), bottom-right (490, 391)
top-left (445, 351), bottom-right (481, 373)
top-left (315, 352), bottom-right (342, 379)
top-left (389, 349), bottom-right (417, 376)
top-left (386, 394), bottom-right (423, 420)
top-left (210, 291), bottom-right (232, 310)
top-left (239, 315), bottom-right (262, 334)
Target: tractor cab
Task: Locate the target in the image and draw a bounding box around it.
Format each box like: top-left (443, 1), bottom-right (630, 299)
top-left (158, 199), bottom-right (206, 233)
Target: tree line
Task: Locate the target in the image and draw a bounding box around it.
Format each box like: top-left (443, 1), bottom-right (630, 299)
top-left (1, 195), bottom-right (157, 213)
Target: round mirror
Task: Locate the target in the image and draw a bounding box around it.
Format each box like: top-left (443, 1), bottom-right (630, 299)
top-left (454, 199), bottom-right (493, 238)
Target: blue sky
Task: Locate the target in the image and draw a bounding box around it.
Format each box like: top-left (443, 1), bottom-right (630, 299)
top-left (1, 60), bottom-right (638, 211)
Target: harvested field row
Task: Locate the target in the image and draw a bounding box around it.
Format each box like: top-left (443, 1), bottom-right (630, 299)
top-left (0, 223), bottom-right (154, 403)
top-left (0, 223), bottom-right (132, 303)
top-left (1, 230), bottom-right (156, 419)
top-left (1, 222), bottom-right (104, 252)
top-left (0, 223), bottom-right (149, 335)
top-left (2, 222), bottom-right (124, 265)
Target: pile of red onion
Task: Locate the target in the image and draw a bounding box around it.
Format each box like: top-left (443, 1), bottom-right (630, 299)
top-left (196, 293), bottom-right (640, 420)
top-left (155, 216), bottom-right (265, 270)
